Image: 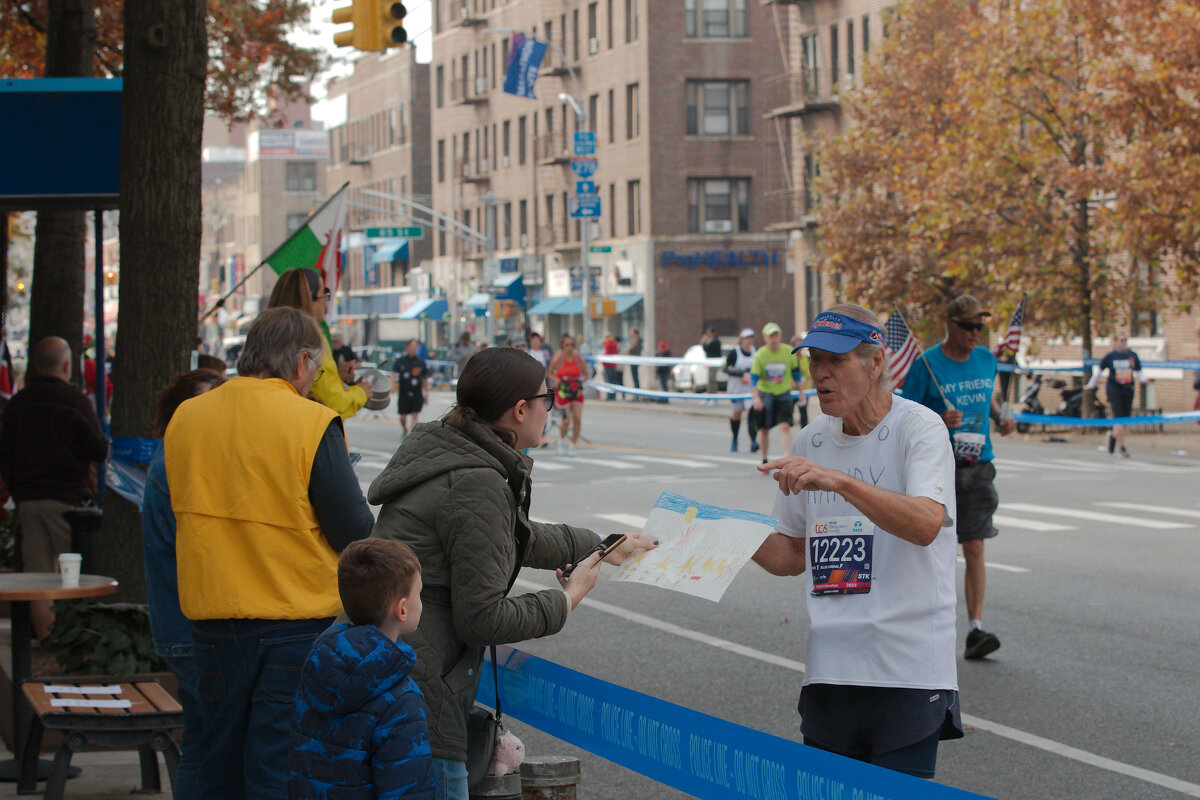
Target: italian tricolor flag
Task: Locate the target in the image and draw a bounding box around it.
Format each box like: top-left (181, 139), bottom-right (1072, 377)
top-left (264, 182), bottom-right (349, 299)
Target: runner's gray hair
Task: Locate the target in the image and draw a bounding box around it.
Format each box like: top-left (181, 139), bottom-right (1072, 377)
top-left (823, 303), bottom-right (892, 392)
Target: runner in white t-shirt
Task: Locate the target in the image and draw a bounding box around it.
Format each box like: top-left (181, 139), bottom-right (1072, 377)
top-left (752, 303), bottom-right (962, 779)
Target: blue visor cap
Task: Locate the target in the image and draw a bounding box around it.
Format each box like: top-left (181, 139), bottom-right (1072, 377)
top-left (795, 312), bottom-right (886, 354)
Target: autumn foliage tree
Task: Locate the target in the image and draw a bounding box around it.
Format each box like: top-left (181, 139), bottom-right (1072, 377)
top-left (817, 0), bottom-right (1200, 353)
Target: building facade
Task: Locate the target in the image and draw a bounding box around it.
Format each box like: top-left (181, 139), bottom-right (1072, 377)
top-left (326, 49), bottom-right (432, 348)
top-left (427, 0), bottom-right (794, 353)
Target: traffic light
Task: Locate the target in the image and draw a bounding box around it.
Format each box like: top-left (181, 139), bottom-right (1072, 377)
top-left (332, 0), bottom-right (407, 51)
top-left (104, 270), bottom-right (117, 285)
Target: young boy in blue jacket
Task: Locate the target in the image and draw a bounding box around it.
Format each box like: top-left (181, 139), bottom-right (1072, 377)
top-left (289, 539), bottom-right (434, 799)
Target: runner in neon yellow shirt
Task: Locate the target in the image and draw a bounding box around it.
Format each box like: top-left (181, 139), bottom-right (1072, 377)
top-left (751, 322), bottom-right (803, 465)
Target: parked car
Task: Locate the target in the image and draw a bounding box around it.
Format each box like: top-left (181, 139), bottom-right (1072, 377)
top-left (671, 344), bottom-right (730, 392)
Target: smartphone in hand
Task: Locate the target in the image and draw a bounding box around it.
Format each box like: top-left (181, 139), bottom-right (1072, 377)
top-left (562, 533), bottom-right (627, 577)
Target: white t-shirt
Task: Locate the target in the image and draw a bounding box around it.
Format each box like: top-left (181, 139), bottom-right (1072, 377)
top-left (772, 395), bottom-right (959, 690)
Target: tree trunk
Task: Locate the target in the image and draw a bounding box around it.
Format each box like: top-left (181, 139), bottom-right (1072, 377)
top-left (27, 0), bottom-right (96, 384)
top-left (101, 0), bottom-right (207, 602)
top-left (1074, 193), bottom-right (1098, 418)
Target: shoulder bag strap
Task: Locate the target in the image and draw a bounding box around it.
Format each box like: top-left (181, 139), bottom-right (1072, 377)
top-left (490, 644), bottom-right (501, 720)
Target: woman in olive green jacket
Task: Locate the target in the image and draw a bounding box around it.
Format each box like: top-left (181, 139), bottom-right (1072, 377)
top-left (367, 347), bottom-right (652, 800)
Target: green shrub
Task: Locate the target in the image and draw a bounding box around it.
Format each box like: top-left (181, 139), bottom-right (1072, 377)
top-left (46, 601), bottom-right (165, 675)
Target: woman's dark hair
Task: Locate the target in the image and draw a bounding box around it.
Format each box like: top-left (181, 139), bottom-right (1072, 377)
top-left (153, 369), bottom-right (226, 438)
top-left (443, 346), bottom-right (547, 447)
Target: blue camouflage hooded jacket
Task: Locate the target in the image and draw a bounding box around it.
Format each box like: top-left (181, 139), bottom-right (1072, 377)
top-left (289, 623), bottom-right (435, 800)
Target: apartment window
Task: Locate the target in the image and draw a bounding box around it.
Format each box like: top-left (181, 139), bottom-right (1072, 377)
top-left (285, 162), bottom-right (316, 192)
top-left (518, 116), bottom-right (527, 164)
top-left (625, 0), bottom-right (638, 42)
top-left (607, 89), bottom-right (615, 143)
top-left (519, 200), bottom-right (528, 239)
top-left (502, 120), bottom-right (511, 162)
top-left (847, 21), bottom-right (855, 78)
top-left (688, 178), bottom-right (750, 233)
top-left (609, 183), bottom-right (616, 237)
top-left (606, 0), bottom-right (613, 48)
top-left (573, 9), bottom-right (580, 61)
top-left (588, 3), bottom-right (597, 42)
top-left (830, 25), bottom-right (839, 86)
top-left (685, 80), bottom-right (749, 136)
top-left (863, 14), bottom-right (870, 53)
top-left (504, 203), bottom-right (512, 248)
top-left (685, 0), bottom-right (747, 38)
top-left (588, 94), bottom-right (599, 136)
top-left (439, 227), bottom-right (446, 256)
top-left (562, 192), bottom-right (570, 241)
top-left (801, 34), bottom-right (819, 98)
top-left (626, 83), bottom-right (640, 139)
top-left (626, 180), bottom-right (641, 235)
top-left (436, 65), bottom-right (444, 107)
top-left (437, 139), bottom-right (445, 182)
top-left (804, 154), bottom-right (820, 212)
top-left (286, 213), bottom-right (308, 235)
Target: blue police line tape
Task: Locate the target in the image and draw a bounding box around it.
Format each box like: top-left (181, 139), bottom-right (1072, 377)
top-left (1010, 410), bottom-right (1200, 427)
top-left (585, 381), bottom-right (818, 403)
top-left (476, 646), bottom-right (989, 800)
top-left (110, 435), bottom-right (160, 464)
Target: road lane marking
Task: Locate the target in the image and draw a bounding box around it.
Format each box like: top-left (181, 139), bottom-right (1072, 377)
top-left (355, 458), bottom-right (390, 470)
top-left (1002, 503), bottom-right (1190, 529)
top-left (624, 455), bottom-right (717, 469)
top-left (1096, 501), bottom-right (1200, 519)
top-left (530, 460), bottom-right (571, 471)
top-left (992, 514), bottom-right (1075, 532)
top-left (1000, 457), bottom-right (1104, 473)
top-left (510, 580), bottom-right (1200, 798)
top-left (955, 556), bottom-right (1031, 574)
top-left (557, 456), bottom-right (644, 469)
top-left (596, 513), bottom-right (649, 529)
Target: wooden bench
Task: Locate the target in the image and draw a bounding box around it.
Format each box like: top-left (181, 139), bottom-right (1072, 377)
top-left (17, 679), bottom-right (183, 799)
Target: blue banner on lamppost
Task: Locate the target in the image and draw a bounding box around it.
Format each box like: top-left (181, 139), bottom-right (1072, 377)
top-left (503, 33), bottom-right (549, 99)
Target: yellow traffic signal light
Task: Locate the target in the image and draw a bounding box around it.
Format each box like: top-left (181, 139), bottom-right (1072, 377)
top-left (332, 0), bottom-right (407, 51)
top-left (14, 281), bottom-right (25, 293)
top-left (104, 270), bottom-right (117, 285)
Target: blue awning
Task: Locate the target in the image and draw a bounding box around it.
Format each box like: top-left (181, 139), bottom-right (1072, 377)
top-left (399, 298), bottom-right (448, 320)
top-left (527, 297), bottom-right (567, 315)
top-left (492, 273), bottom-right (526, 306)
top-left (555, 297), bottom-right (584, 315)
top-left (372, 240), bottom-right (409, 263)
top-left (611, 293), bottom-right (643, 314)
top-left (465, 292), bottom-right (491, 317)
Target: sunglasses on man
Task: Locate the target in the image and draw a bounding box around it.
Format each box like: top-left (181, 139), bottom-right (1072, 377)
top-left (951, 319), bottom-right (986, 332)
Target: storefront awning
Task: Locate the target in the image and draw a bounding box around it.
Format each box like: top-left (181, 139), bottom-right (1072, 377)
top-left (399, 298), bottom-right (448, 320)
top-left (465, 292), bottom-right (491, 317)
top-left (554, 297), bottom-right (584, 315)
top-left (492, 273), bottom-right (526, 306)
top-left (611, 293), bottom-right (643, 314)
top-left (372, 240), bottom-right (409, 264)
top-left (527, 296), bottom-right (568, 315)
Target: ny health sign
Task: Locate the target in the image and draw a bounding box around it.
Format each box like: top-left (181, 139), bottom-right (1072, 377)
top-left (503, 34), bottom-right (549, 99)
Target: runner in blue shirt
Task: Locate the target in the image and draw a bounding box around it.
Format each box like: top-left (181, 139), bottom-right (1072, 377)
top-left (901, 295), bottom-right (1015, 660)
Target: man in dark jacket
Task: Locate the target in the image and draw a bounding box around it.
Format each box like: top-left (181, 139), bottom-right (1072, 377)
top-left (0, 337), bottom-right (108, 637)
top-left (290, 539), bottom-right (434, 799)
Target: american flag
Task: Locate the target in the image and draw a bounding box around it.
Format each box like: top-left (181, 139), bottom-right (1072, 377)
top-left (884, 311), bottom-right (921, 387)
top-left (993, 295), bottom-right (1026, 357)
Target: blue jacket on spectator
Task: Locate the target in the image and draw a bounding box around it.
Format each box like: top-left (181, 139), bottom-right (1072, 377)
top-left (289, 623), bottom-right (435, 800)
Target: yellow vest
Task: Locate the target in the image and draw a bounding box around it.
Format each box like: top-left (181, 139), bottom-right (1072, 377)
top-left (165, 377), bottom-right (342, 620)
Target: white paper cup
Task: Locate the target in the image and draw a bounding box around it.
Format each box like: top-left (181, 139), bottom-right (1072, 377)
top-left (58, 553), bottom-right (82, 588)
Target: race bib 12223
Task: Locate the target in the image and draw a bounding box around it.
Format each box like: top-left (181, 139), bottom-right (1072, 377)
top-left (809, 516), bottom-right (873, 595)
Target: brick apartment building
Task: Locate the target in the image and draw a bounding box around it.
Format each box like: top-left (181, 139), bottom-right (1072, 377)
top-left (325, 49), bottom-right (432, 348)
top-left (427, 0), bottom-right (795, 353)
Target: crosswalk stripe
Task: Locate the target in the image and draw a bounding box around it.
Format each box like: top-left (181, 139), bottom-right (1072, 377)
top-left (558, 456), bottom-right (644, 469)
top-left (956, 556), bottom-right (1031, 574)
top-left (1002, 502), bottom-right (1190, 529)
top-left (530, 460), bottom-right (571, 471)
top-left (596, 513), bottom-right (649, 529)
top-left (356, 458), bottom-right (390, 470)
top-left (624, 455), bottom-right (716, 469)
top-left (992, 514), bottom-right (1074, 532)
top-left (1000, 457), bottom-right (1102, 473)
top-left (1096, 502), bottom-right (1200, 519)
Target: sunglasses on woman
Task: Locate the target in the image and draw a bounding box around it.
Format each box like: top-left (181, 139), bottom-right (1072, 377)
top-left (951, 319), bottom-right (985, 332)
top-left (526, 392), bottom-right (554, 411)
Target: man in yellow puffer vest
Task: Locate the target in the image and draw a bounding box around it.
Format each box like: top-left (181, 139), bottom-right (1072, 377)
top-left (165, 307), bottom-right (374, 799)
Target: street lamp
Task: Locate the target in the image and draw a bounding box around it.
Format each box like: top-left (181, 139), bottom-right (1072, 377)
top-left (484, 28), bottom-right (596, 348)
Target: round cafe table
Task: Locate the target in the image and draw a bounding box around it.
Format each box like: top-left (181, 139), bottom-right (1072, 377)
top-left (0, 573), bottom-right (118, 782)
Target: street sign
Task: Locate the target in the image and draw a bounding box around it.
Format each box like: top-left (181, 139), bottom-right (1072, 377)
top-left (570, 276), bottom-right (599, 292)
top-left (569, 194), bottom-right (602, 218)
top-left (365, 226), bottom-right (423, 239)
top-left (576, 180), bottom-right (596, 195)
top-left (570, 157), bottom-right (598, 178)
top-left (573, 131), bottom-right (596, 156)
top-left (569, 265), bottom-right (603, 278)
top-left (589, 245), bottom-right (612, 253)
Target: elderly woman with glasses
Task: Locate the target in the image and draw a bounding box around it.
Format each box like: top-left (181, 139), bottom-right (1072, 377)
top-left (267, 268), bottom-right (372, 419)
top-left (365, 346), bottom-right (655, 800)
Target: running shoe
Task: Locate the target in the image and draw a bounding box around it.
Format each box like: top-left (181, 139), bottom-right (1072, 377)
top-left (567, 442), bottom-right (576, 456)
top-left (750, 439), bottom-right (760, 453)
top-left (556, 440), bottom-right (566, 456)
top-left (1120, 447), bottom-right (1130, 459)
top-left (1107, 431), bottom-right (1116, 454)
top-left (731, 436), bottom-right (738, 452)
top-left (964, 628), bottom-right (1001, 659)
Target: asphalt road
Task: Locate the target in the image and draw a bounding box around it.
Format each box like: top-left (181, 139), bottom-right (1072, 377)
top-left (345, 392), bottom-right (1200, 800)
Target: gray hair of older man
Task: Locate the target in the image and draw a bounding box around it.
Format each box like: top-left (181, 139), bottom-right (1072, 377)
top-left (822, 303), bottom-right (892, 392)
top-left (237, 306), bottom-right (323, 380)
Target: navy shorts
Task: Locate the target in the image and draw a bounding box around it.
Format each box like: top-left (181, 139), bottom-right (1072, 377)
top-left (799, 684), bottom-right (962, 779)
top-left (1107, 387), bottom-right (1134, 420)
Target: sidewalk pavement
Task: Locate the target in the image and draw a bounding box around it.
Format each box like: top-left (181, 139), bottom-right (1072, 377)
top-left (0, 621), bottom-right (174, 799)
